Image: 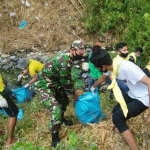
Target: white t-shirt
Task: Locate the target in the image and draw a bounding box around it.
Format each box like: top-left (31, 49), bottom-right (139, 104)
top-left (105, 60), bottom-right (149, 107)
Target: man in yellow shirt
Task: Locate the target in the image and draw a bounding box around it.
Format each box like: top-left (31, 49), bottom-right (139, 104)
top-left (0, 75), bottom-right (19, 147)
top-left (17, 58), bottom-right (44, 87)
top-left (127, 47), bottom-right (143, 63)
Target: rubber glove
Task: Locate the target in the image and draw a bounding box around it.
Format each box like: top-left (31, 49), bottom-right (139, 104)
top-left (90, 86), bottom-right (95, 95)
top-left (0, 95), bottom-right (8, 108)
top-left (18, 74), bottom-right (23, 81)
top-left (24, 83), bottom-right (29, 88)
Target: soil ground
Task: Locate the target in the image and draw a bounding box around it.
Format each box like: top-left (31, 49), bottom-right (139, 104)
top-left (0, 0), bottom-right (100, 54)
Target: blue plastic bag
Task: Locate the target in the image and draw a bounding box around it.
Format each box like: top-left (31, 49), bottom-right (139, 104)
top-left (12, 87), bottom-right (31, 103)
top-left (18, 20), bottom-right (27, 29)
top-left (17, 109), bottom-right (24, 120)
top-left (75, 88), bottom-right (105, 125)
top-left (0, 108), bottom-right (24, 120)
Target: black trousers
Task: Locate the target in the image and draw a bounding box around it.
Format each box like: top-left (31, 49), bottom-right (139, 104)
top-left (143, 68), bottom-right (150, 78)
top-left (0, 87), bottom-right (19, 117)
top-left (112, 94), bottom-right (148, 133)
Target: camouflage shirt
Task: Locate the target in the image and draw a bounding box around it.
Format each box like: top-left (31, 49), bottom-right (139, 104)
top-left (38, 50), bottom-right (75, 95)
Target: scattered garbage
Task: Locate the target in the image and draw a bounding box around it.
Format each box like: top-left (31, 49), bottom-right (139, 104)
top-left (18, 20), bottom-right (27, 29)
top-left (9, 12), bottom-right (16, 17)
top-left (22, 0), bottom-right (30, 7)
top-left (45, 3), bottom-right (48, 7)
top-left (12, 87), bottom-right (31, 103)
top-left (35, 17), bottom-right (40, 21)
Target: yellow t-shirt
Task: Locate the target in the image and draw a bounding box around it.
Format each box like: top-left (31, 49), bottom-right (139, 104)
top-left (28, 59), bottom-right (44, 76)
top-left (0, 74), bottom-right (4, 92)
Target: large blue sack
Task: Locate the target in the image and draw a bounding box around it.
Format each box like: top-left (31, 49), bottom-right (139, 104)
top-left (12, 87), bottom-right (31, 103)
top-left (75, 88), bottom-right (105, 125)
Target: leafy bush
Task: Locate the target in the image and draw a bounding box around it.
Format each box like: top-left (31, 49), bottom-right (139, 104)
top-left (56, 130), bottom-right (98, 150)
top-left (11, 142), bottom-right (44, 150)
top-left (82, 0), bottom-right (150, 67)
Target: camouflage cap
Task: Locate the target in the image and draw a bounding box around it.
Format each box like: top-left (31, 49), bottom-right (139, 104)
top-left (71, 40), bottom-right (85, 50)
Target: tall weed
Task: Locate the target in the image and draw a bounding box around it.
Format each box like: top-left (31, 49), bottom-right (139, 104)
top-left (82, 0), bottom-right (150, 66)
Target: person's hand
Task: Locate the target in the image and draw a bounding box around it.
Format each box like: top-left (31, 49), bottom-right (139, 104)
top-left (0, 95), bottom-right (8, 108)
top-left (90, 86), bottom-right (95, 95)
top-left (82, 62), bottom-right (89, 71)
top-left (73, 91), bottom-right (78, 101)
top-left (24, 83), bottom-right (29, 88)
top-left (18, 74), bottom-right (23, 81)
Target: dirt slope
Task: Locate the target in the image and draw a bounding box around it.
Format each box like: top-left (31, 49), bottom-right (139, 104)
top-left (0, 0), bottom-right (99, 54)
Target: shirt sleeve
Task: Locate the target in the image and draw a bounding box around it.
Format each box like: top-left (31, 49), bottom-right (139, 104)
top-left (28, 61), bottom-right (36, 76)
top-left (58, 56), bottom-right (75, 96)
top-left (122, 61), bottom-right (145, 85)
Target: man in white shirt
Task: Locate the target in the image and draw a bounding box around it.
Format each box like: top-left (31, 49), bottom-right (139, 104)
top-left (90, 45), bottom-right (150, 150)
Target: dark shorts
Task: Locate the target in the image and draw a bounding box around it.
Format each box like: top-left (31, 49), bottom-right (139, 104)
top-left (112, 94), bottom-right (148, 133)
top-left (0, 87), bottom-right (19, 117)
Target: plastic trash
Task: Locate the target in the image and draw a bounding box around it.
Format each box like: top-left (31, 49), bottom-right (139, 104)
top-left (17, 109), bottom-right (24, 120)
top-left (75, 88), bottom-right (106, 125)
top-left (35, 17), bottom-right (40, 20)
top-left (10, 12), bottom-right (16, 17)
top-left (12, 87), bottom-right (31, 103)
top-left (0, 108), bottom-right (8, 116)
top-left (22, 0), bottom-right (30, 7)
top-left (18, 20), bottom-right (27, 29)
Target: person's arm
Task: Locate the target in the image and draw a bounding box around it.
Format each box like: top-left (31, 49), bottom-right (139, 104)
top-left (93, 74), bottom-right (108, 88)
top-left (23, 68), bottom-right (33, 87)
top-left (17, 69), bottom-right (29, 81)
top-left (58, 56), bottom-right (77, 100)
top-left (22, 68), bottom-right (29, 75)
top-left (28, 74), bottom-right (37, 85)
top-left (140, 75), bottom-right (150, 127)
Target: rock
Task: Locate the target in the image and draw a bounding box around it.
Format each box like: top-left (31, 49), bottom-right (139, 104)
top-left (2, 63), bottom-right (13, 70)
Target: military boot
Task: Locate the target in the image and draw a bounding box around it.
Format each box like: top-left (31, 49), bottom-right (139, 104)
top-left (62, 112), bottom-right (73, 126)
top-left (52, 132), bottom-right (60, 148)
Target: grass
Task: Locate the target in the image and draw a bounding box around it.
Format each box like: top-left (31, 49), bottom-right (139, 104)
top-left (0, 88), bottom-right (150, 150)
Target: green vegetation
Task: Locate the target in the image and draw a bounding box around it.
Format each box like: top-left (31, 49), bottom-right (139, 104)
top-left (82, 0), bottom-right (150, 67)
top-left (1, 1), bottom-right (150, 149)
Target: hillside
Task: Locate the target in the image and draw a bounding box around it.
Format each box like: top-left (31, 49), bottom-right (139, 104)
top-left (0, 0), bottom-right (100, 54)
top-left (0, 1), bottom-right (150, 150)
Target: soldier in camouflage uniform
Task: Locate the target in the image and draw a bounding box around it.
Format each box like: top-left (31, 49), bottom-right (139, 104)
top-left (35, 40), bottom-right (86, 148)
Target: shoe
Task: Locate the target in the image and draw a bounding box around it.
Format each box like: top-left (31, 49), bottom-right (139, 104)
top-left (52, 132), bottom-right (60, 148)
top-left (62, 118), bottom-right (73, 126)
top-left (61, 112), bottom-right (73, 126)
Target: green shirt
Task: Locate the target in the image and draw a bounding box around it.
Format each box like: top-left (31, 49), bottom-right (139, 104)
top-left (89, 54), bottom-right (103, 79)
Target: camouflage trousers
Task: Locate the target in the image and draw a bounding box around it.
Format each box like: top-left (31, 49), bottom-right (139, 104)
top-left (35, 84), bottom-right (69, 133)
